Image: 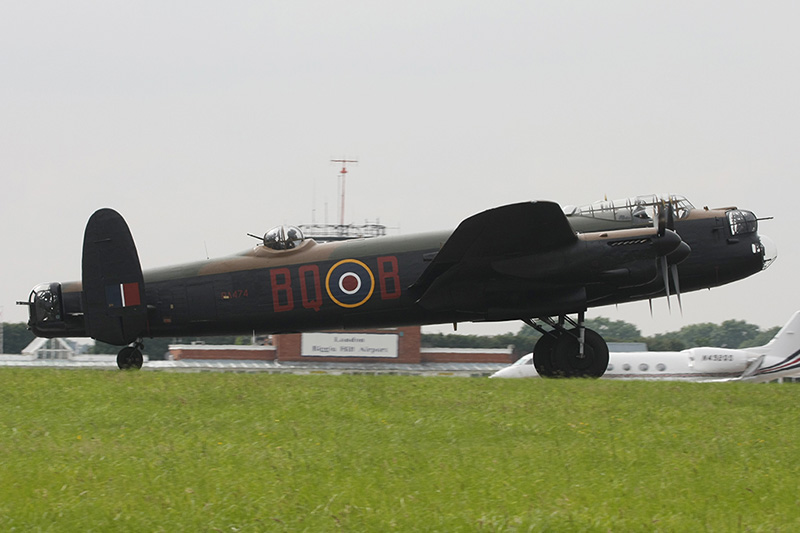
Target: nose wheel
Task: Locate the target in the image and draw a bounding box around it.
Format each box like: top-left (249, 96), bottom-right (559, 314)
top-left (117, 342), bottom-right (144, 370)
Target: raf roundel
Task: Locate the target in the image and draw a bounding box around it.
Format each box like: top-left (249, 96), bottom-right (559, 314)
top-left (325, 259), bottom-right (375, 308)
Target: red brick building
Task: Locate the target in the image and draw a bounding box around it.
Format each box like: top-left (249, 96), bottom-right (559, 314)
top-left (169, 326), bottom-right (515, 365)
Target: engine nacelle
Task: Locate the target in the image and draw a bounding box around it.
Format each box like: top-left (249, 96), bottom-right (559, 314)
top-left (687, 347), bottom-right (751, 374)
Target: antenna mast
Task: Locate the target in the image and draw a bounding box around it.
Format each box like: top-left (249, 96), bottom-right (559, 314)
top-left (331, 158), bottom-right (358, 226)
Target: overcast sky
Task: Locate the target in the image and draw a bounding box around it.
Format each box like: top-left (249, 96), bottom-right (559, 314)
top-left (2, 1), bottom-right (798, 337)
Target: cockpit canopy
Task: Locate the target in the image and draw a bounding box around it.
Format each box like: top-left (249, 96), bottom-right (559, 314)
top-left (727, 209), bottom-right (758, 236)
top-left (262, 225), bottom-right (305, 250)
top-left (563, 194), bottom-right (695, 223)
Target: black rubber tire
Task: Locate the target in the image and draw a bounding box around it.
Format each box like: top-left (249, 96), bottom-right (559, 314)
top-left (117, 346), bottom-right (144, 370)
top-left (532, 332), bottom-right (560, 378)
top-left (550, 328), bottom-right (609, 378)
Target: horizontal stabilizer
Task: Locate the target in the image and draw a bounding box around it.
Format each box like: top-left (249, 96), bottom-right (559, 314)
top-left (82, 209), bottom-right (148, 345)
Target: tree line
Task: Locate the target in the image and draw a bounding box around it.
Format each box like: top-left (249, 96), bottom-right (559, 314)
top-left (2, 317), bottom-right (782, 357)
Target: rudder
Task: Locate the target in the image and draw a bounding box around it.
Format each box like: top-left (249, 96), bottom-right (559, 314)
top-left (82, 209), bottom-right (148, 345)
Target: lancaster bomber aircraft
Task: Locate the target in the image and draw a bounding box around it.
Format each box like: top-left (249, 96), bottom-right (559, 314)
top-left (20, 194), bottom-right (776, 376)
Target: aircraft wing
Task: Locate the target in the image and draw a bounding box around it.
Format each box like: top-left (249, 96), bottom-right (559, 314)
top-left (739, 355), bottom-right (766, 380)
top-left (411, 201), bottom-right (578, 310)
top-left (740, 353), bottom-right (800, 383)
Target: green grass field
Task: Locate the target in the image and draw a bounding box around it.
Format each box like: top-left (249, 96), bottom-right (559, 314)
top-left (1, 369), bottom-right (798, 531)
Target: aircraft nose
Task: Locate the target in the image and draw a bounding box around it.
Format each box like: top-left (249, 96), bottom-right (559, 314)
top-left (759, 234), bottom-right (777, 270)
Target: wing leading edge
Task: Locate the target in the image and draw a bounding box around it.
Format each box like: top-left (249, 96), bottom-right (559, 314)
top-left (410, 201), bottom-right (578, 310)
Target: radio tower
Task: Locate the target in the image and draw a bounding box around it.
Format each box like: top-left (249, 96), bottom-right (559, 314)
top-left (331, 159), bottom-right (358, 226)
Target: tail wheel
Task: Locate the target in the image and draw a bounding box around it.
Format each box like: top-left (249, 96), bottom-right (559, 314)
top-left (117, 346), bottom-right (143, 370)
top-left (550, 328), bottom-right (609, 378)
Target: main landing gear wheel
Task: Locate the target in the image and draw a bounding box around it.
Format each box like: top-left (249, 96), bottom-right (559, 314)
top-left (523, 316), bottom-right (611, 379)
top-left (550, 328), bottom-right (609, 378)
top-left (117, 346), bottom-right (143, 370)
top-left (532, 333), bottom-right (560, 378)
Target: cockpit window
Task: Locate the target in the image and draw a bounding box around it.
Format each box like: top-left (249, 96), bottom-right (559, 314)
top-left (567, 194), bottom-right (694, 223)
top-left (512, 354), bottom-right (533, 366)
top-left (727, 210), bottom-right (758, 235)
top-left (262, 226), bottom-right (305, 250)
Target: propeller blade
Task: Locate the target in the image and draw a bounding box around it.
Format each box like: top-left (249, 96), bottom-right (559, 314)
top-left (649, 298), bottom-right (654, 317)
top-left (657, 202), bottom-right (667, 237)
top-left (661, 255), bottom-right (671, 312)
top-left (666, 198), bottom-right (675, 230)
top-left (670, 263), bottom-right (683, 315)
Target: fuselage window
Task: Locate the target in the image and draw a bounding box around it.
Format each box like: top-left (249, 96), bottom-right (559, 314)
top-left (656, 363), bottom-right (667, 372)
top-left (639, 363), bottom-right (649, 371)
top-left (622, 364), bottom-right (631, 371)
